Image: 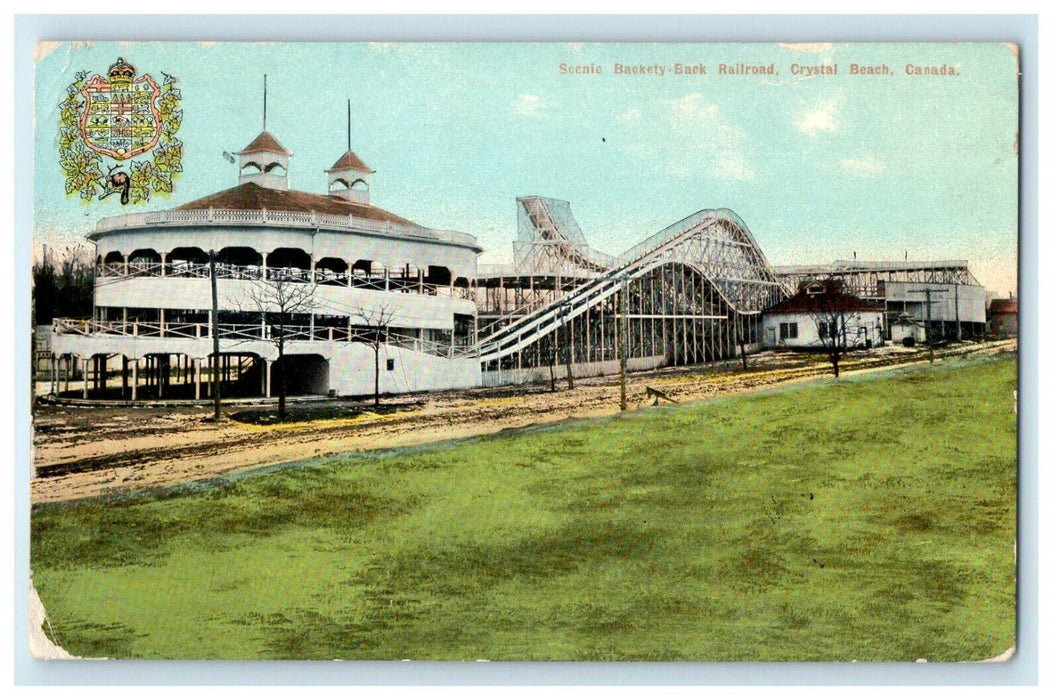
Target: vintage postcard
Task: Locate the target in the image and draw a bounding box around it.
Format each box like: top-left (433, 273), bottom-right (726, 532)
top-left (29, 41), bottom-right (1018, 662)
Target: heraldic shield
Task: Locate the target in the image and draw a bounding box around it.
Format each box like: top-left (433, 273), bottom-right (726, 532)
top-left (78, 58), bottom-right (162, 160)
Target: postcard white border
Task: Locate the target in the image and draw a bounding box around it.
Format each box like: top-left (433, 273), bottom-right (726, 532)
top-left (11, 12), bottom-right (1040, 688)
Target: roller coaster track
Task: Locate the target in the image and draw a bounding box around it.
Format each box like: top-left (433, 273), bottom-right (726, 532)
top-left (519, 197), bottom-right (615, 274)
top-left (468, 208), bottom-right (783, 365)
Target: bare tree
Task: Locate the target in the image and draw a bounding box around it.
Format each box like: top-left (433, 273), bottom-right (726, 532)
top-left (245, 276), bottom-right (316, 418)
top-left (539, 309), bottom-right (575, 393)
top-left (351, 303), bottom-right (397, 407)
top-left (809, 303), bottom-right (849, 378)
top-left (559, 303), bottom-right (574, 390)
top-left (540, 330), bottom-right (558, 392)
top-left (806, 281), bottom-right (879, 378)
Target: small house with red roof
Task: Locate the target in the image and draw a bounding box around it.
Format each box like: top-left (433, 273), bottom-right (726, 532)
top-left (761, 279), bottom-right (884, 351)
top-left (988, 297), bottom-right (1018, 338)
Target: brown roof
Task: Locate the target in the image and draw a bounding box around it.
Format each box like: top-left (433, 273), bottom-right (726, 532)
top-left (766, 283), bottom-right (880, 315)
top-left (238, 131), bottom-right (292, 156)
top-left (328, 150), bottom-right (373, 173)
top-left (988, 299), bottom-right (1018, 315)
top-left (174, 182), bottom-right (418, 226)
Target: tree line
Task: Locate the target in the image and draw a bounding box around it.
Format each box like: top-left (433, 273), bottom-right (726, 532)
top-left (33, 245), bottom-right (94, 325)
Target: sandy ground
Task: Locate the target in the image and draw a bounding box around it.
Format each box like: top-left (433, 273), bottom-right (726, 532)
top-left (30, 340), bottom-right (1016, 505)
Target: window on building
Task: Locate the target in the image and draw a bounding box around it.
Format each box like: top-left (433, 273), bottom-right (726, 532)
top-left (386, 358), bottom-right (395, 371)
top-left (779, 322), bottom-right (798, 340)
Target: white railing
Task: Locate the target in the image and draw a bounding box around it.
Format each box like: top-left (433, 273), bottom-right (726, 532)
top-left (52, 318), bottom-right (469, 359)
top-left (94, 207), bottom-right (480, 249)
top-left (52, 318), bottom-right (208, 339)
top-left (94, 260), bottom-right (476, 298)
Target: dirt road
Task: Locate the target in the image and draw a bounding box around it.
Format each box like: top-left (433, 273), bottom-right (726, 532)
top-left (30, 341), bottom-right (1016, 504)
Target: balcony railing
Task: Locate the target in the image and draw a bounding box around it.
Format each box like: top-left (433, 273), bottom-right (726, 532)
top-left (51, 318), bottom-right (475, 359)
top-left (93, 207), bottom-right (480, 249)
top-left (94, 261), bottom-right (477, 300)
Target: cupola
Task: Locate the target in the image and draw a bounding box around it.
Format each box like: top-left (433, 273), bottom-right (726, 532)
top-left (326, 99), bottom-right (374, 204)
top-left (326, 150), bottom-right (373, 204)
top-left (237, 131), bottom-right (292, 190)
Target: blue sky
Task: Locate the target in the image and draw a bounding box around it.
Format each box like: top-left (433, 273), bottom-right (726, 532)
top-left (33, 41), bottom-right (1019, 294)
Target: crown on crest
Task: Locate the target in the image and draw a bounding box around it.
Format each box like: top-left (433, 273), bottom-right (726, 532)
top-left (107, 58), bottom-right (136, 86)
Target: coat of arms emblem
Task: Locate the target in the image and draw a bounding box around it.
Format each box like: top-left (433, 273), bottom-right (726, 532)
top-left (79, 58), bottom-right (162, 160)
top-left (58, 57), bottom-right (183, 205)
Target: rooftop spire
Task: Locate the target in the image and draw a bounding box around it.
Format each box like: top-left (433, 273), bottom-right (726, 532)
top-left (327, 100), bottom-right (373, 204)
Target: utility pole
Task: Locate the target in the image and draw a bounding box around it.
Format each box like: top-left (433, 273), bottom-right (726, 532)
top-left (209, 249), bottom-right (222, 420)
top-left (954, 282), bottom-right (962, 341)
top-left (911, 287), bottom-right (937, 364)
top-left (619, 276), bottom-right (628, 411)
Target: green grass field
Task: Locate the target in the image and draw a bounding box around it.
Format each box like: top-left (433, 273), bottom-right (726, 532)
top-left (31, 356), bottom-right (1017, 660)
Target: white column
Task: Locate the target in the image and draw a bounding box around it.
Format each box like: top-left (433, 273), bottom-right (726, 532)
top-left (193, 358), bottom-right (200, 400)
top-left (265, 360), bottom-right (273, 398)
top-left (81, 358), bottom-right (89, 399)
top-left (132, 359), bottom-right (138, 401)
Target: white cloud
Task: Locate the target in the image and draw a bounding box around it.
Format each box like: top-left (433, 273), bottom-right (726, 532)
top-left (781, 43), bottom-right (834, 54)
top-left (797, 97), bottom-right (840, 134)
top-left (841, 156), bottom-right (885, 175)
top-left (513, 94), bottom-right (547, 119)
top-left (666, 93), bottom-right (720, 127)
top-left (616, 107), bottom-right (642, 127)
top-left (663, 94), bottom-right (752, 181)
top-left (614, 92), bottom-right (752, 182)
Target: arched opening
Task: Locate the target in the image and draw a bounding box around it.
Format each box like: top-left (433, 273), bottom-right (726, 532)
top-left (167, 246), bottom-right (210, 277)
top-left (128, 248), bottom-right (161, 264)
top-left (168, 247), bottom-right (209, 264)
top-left (351, 259), bottom-right (383, 289)
top-left (217, 247), bottom-right (262, 265)
top-left (263, 161), bottom-right (287, 174)
top-left (100, 251), bottom-right (124, 276)
top-left (217, 246), bottom-right (264, 280)
top-left (425, 265), bottom-right (452, 287)
top-left (351, 179), bottom-right (369, 191)
top-left (451, 276), bottom-right (472, 300)
top-left (315, 256), bottom-right (349, 285)
top-left (272, 354), bottom-right (329, 396)
top-left (128, 249), bottom-right (161, 276)
top-left (266, 248), bottom-right (312, 282)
